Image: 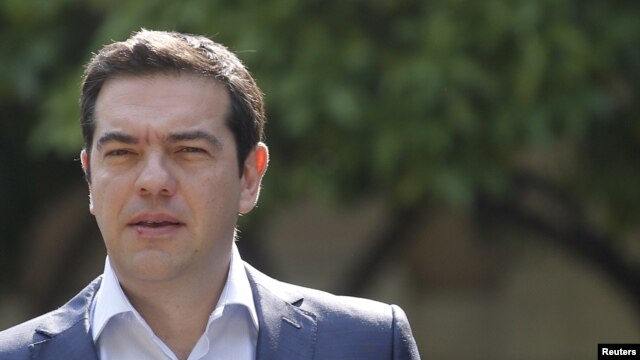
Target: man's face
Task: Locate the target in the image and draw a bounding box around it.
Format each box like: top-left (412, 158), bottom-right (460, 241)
top-left (81, 74), bottom-right (267, 285)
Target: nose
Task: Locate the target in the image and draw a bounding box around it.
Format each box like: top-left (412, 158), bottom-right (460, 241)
top-left (135, 152), bottom-right (176, 197)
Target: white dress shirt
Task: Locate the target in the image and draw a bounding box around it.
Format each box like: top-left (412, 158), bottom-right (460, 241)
top-left (90, 244), bottom-right (259, 360)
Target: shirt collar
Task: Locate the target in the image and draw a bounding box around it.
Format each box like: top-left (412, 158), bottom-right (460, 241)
top-left (220, 243), bottom-right (259, 329)
top-left (90, 242), bottom-right (258, 341)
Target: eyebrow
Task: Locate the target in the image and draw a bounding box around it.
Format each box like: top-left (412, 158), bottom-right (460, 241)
top-left (96, 131), bottom-right (138, 151)
top-left (95, 130), bottom-right (223, 151)
top-left (167, 130), bottom-right (223, 150)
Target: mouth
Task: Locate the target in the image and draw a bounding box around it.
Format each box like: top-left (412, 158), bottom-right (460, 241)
top-left (128, 214), bottom-right (184, 237)
top-left (133, 220), bottom-right (182, 228)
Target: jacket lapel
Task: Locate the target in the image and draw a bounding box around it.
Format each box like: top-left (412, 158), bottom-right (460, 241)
top-left (29, 277), bottom-right (101, 360)
top-left (29, 266), bottom-right (318, 360)
top-left (245, 264), bottom-right (317, 360)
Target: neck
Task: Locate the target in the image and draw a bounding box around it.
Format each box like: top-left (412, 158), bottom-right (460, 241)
top-left (118, 257), bottom-right (230, 360)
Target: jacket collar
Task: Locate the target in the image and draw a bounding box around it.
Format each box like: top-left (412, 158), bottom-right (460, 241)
top-left (245, 263), bottom-right (318, 360)
top-left (29, 277), bottom-right (101, 360)
top-left (27, 265), bottom-right (318, 360)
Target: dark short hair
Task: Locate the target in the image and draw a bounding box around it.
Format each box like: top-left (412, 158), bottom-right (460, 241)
top-left (81, 29), bottom-right (265, 178)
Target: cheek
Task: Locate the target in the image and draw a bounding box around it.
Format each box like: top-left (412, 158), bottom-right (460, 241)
top-left (188, 175), bottom-right (240, 214)
top-left (188, 177), bottom-right (218, 210)
top-left (91, 175), bottom-right (131, 216)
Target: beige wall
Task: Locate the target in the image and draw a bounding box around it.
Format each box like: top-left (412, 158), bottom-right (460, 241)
top-left (1, 193), bottom-right (638, 359)
top-left (262, 199), bottom-right (640, 359)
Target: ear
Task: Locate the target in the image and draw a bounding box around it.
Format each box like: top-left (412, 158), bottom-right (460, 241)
top-left (80, 149), bottom-right (95, 214)
top-left (239, 142), bottom-right (269, 214)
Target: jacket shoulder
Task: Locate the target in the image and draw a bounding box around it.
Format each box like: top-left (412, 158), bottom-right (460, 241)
top-left (282, 281), bottom-right (420, 359)
top-left (245, 264), bottom-right (421, 359)
top-left (294, 283), bottom-right (394, 322)
top-left (0, 312), bottom-right (51, 357)
top-left (0, 277), bottom-right (102, 358)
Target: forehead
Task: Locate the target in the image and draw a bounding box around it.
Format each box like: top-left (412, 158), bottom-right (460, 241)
top-left (93, 74), bottom-right (230, 136)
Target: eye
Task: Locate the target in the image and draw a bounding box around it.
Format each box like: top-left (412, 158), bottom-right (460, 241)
top-left (175, 146), bottom-right (211, 160)
top-left (178, 147), bottom-right (206, 153)
top-left (105, 149), bottom-right (133, 157)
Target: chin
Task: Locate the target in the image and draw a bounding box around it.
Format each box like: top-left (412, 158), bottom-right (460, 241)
top-left (125, 250), bottom-right (187, 282)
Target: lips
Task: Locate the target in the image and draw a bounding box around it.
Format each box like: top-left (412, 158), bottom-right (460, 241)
top-left (134, 220), bottom-right (180, 227)
top-left (128, 213), bottom-right (184, 237)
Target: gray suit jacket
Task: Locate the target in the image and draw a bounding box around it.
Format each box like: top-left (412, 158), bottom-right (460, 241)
top-left (0, 263), bottom-right (420, 359)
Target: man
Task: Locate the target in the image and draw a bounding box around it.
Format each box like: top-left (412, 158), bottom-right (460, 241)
top-left (0, 29), bottom-right (420, 359)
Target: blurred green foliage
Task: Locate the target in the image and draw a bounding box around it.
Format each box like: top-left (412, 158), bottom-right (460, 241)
top-left (1, 1), bottom-right (639, 279)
